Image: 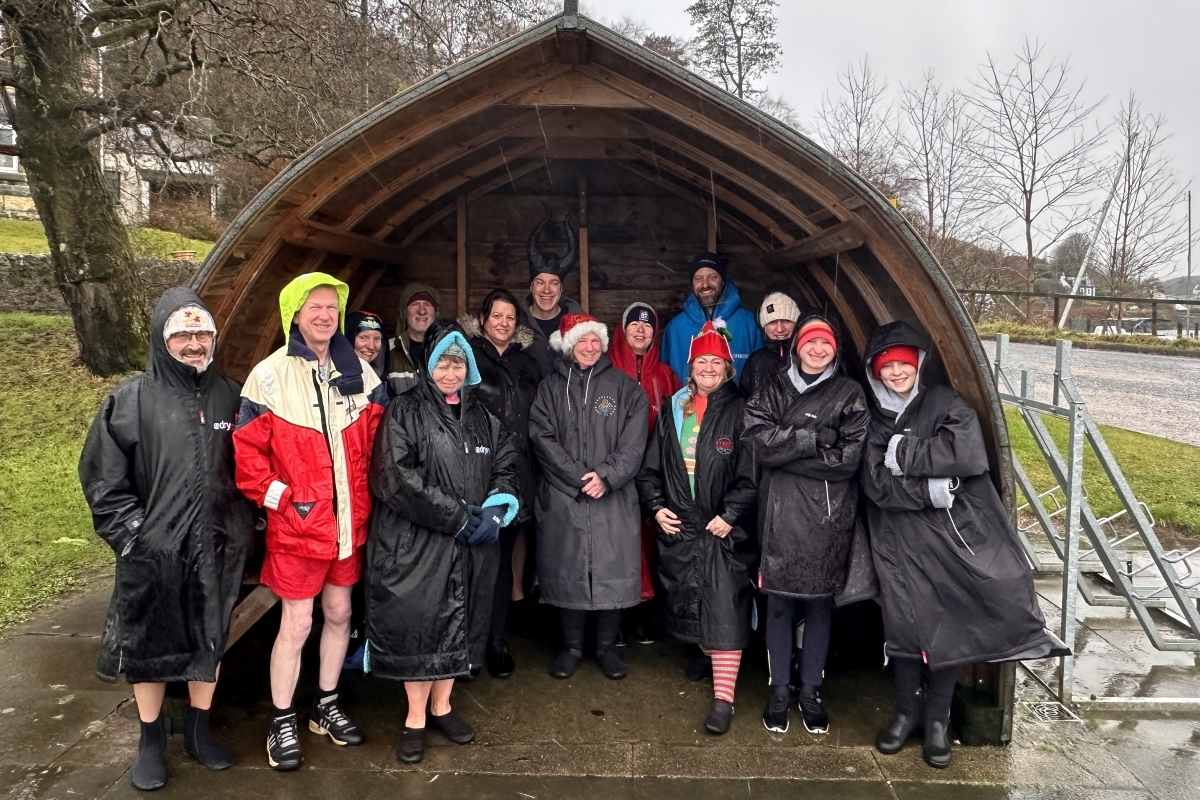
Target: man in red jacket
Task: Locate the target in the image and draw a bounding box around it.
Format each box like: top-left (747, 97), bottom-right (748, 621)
top-left (234, 273), bottom-right (386, 770)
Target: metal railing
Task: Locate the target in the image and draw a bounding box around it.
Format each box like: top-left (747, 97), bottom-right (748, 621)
top-left (993, 334), bottom-right (1200, 711)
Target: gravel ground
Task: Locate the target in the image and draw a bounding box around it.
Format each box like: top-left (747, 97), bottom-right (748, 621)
top-left (986, 340), bottom-right (1200, 447)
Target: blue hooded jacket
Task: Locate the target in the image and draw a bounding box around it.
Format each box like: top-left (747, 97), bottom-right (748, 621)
top-left (660, 280), bottom-right (763, 383)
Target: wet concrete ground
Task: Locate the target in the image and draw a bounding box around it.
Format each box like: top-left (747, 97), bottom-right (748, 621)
top-left (985, 341), bottom-right (1200, 447)
top-left (1, 583), bottom-right (1198, 799)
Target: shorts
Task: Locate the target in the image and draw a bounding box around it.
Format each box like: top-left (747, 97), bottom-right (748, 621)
top-left (261, 547), bottom-right (363, 600)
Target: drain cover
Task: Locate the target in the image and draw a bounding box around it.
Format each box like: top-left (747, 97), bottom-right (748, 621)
top-left (1024, 702), bottom-right (1079, 722)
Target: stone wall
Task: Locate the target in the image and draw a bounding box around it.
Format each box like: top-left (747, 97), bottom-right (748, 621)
top-left (0, 253), bottom-right (199, 315)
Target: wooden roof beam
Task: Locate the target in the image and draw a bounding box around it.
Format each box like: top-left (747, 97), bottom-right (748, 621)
top-left (282, 219), bottom-right (409, 263)
top-left (613, 161), bottom-right (773, 251)
top-left (613, 141), bottom-right (794, 245)
top-left (762, 221), bottom-right (866, 267)
top-left (611, 115), bottom-right (821, 237)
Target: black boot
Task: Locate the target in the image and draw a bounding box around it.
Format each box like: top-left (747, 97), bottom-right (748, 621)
top-left (922, 714), bottom-right (953, 769)
top-left (875, 687), bottom-right (924, 754)
top-left (183, 706), bottom-right (235, 770)
top-left (595, 611), bottom-right (628, 680)
top-left (486, 645), bottom-right (516, 678)
top-left (704, 699), bottom-right (734, 735)
top-left (549, 648), bottom-right (582, 679)
top-left (131, 715), bottom-right (167, 791)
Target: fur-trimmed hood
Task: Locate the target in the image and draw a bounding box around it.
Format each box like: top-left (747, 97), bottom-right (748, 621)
top-left (457, 314), bottom-right (535, 350)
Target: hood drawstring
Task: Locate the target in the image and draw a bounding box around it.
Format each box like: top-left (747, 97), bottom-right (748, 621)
top-left (584, 366), bottom-right (594, 406)
top-left (565, 366), bottom-right (572, 412)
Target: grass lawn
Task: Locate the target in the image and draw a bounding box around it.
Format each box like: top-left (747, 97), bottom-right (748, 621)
top-left (1004, 407), bottom-right (1200, 539)
top-left (0, 218), bottom-right (214, 260)
top-left (0, 314), bottom-right (118, 629)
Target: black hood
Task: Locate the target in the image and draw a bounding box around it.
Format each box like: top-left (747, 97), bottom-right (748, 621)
top-left (863, 320), bottom-right (932, 416)
top-left (864, 320), bottom-right (930, 366)
top-left (148, 286), bottom-right (218, 392)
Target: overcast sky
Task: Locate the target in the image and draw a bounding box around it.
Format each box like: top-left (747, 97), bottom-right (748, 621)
top-left (580, 0), bottom-right (1198, 280)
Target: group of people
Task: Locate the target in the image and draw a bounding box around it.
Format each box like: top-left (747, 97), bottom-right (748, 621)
top-left (80, 249), bottom-right (1062, 791)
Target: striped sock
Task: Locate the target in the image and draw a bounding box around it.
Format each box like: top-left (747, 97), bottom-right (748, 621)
top-left (701, 647), bottom-right (742, 704)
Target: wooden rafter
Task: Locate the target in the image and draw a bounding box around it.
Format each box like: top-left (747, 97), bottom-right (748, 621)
top-left (613, 161), bottom-right (772, 251)
top-left (281, 219), bottom-right (409, 263)
top-left (762, 221), bottom-right (866, 267)
top-left (612, 140), bottom-right (793, 245)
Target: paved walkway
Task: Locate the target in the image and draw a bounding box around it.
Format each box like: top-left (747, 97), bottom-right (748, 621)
top-left (987, 341), bottom-right (1200, 447)
top-left (1, 583), bottom-right (1197, 799)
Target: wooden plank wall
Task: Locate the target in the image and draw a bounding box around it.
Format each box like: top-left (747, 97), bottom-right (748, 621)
top-left (367, 160), bottom-right (772, 337)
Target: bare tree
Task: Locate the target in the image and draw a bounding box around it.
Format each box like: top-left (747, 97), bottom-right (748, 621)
top-left (970, 40), bottom-right (1106, 313)
top-left (1093, 94), bottom-right (1189, 322)
top-left (812, 57), bottom-right (908, 198)
top-left (685, 0), bottom-right (780, 101)
top-left (898, 72), bottom-right (991, 276)
top-left (0, 0), bottom-right (547, 374)
top-left (602, 15), bottom-right (690, 65)
top-left (387, 0), bottom-right (552, 77)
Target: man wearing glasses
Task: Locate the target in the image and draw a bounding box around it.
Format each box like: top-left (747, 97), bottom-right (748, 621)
top-left (80, 288), bottom-right (253, 790)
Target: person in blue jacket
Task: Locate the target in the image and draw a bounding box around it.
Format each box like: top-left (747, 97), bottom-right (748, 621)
top-left (661, 252), bottom-right (763, 383)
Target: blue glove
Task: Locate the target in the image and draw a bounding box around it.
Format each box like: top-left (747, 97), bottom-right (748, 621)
top-left (463, 505), bottom-right (503, 546)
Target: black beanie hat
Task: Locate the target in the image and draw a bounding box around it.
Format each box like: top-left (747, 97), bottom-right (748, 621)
top-left (622, 302), bottom-right (657, 332)
top-left (689, 251), bottom-right (728, 281)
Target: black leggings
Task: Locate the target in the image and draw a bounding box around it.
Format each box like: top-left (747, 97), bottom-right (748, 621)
top-left (559, 608), bottom-right (622, 653)
top-left (893, 656), bottom-right (957, 721)
top-left (488, 522), bottom-right (523, 649)
top-left (765, 594), bottom-right (832, 687)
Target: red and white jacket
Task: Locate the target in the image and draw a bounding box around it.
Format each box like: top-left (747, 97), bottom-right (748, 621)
top-left (234, 334), bottom-right (386, 561)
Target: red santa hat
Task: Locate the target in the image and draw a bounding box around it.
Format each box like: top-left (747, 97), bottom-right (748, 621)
top-left (687, 319), bottom-right (734, 364)
top-left (549, 313), bottom-right (609, 353)
top-left (871, 345), bottom-right (920, 379)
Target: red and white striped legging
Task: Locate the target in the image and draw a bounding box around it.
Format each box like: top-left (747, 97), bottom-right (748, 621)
top-left (701, 647), bottom-right (743, 703)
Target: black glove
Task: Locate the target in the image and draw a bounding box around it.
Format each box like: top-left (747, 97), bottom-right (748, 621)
top-left (816, 425), bottom-right (839, 449)
top-left (463, 505), bottom-right (503, 546)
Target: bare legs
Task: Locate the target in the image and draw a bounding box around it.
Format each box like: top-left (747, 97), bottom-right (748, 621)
top-left (402, 679), bottom-right (455, 729)
top-left (270, 583), bottom-right (353, 708)
top-left (131, 665), bottom-right (221, 722)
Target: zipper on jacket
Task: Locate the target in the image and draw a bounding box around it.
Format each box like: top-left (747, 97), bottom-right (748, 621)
top-left (311, 372), bottom-right (338, 518)
top-left (824, 480), bottom-right (831, 517)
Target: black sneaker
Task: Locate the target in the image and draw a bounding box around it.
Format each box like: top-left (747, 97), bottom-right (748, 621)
top-left (309, 693), bottom-right (363, 746)
top-left (267, 712), bottom-right (303, 771)
top-left (797, 684), bottom-right (829, 734)
top-left (762, 685), bottom-right (790, 733)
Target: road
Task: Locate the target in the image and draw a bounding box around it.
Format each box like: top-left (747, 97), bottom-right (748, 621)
top-left (988, 341), bottom-right (1200, 447)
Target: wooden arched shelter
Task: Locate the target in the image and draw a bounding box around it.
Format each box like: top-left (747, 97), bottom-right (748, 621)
top-left (196, 8), bottom-right (1017, 743)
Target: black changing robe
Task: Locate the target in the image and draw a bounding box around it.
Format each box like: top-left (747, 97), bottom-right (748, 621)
top-left (79, 287), bottom-right (253, 683)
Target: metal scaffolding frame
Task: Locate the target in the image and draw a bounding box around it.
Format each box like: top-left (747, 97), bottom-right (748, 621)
top-left (993, 335), bottom-right (1200, 711)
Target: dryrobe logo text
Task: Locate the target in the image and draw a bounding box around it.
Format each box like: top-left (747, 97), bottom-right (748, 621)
top-left (213, 421), bottom-right (233, 432)
top-left (475, 445), bottom-right (491, 455)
